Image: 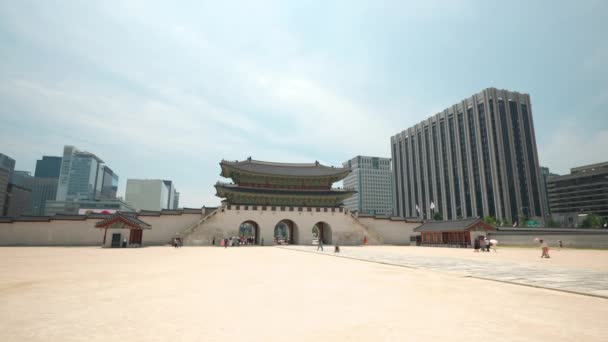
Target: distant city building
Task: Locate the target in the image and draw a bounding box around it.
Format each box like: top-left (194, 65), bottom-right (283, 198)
top-left (342, 156), bottom-right (393, 216)
top-left (8, 170), bottom-right (36, 217)
top-left (162, 180), bottom-right (176, 210)
top-left (35, 156), bottom-right (62, 178)
top-left (44, 199), bottom-right (134, 216)
top-left (173, 191), bottom-right (180, 209)
top-left (547, 162), bottom-right (608, 225)
top-left (539, 166), bottom-right (559, 217)
top-left (56, 146), bottom-right (118, 202)
top-left (26, 178), bottom-right (59, 216)
top-left (99, 166), bottom-right (119, 199)
top-left (0, 153), bottom-right (16, 177)
top-left (4, 183), bottom-right (31, 217)
top-left (0, 154), bottom-right (17, 212)
top-left (11, 171), bottom-right (33, 188)
top-left (391, 88), bottom-right (545, 223)
top-left (125, 179), bottom-right (178, 211)
top-left (0, 167), bottom-right (9, 215)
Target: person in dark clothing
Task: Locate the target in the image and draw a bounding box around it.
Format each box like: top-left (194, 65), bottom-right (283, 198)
top-left (212, 237), bottom-right (215, 246)
top-left (474, 238), bottom-right (480, 252)
top-left (317, 238), bottom-right (323, 251)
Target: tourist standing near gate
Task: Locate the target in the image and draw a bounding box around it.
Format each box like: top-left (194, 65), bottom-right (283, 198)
top-left (317, 238), bottom-right (323, 251)
top-left (540, 239), bottom-right (550, 258)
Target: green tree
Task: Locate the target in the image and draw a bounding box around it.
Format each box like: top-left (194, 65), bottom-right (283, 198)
top-left (518, 215), bottom-right (526, 227)
top-left (433, 212), bottom-right (443, 221)
top-left (546, 219), bottom-right (561, 228)
top-left (483, 215), bottom-right (497, 226)
top-left (581, 214), bottom-right (602, 228)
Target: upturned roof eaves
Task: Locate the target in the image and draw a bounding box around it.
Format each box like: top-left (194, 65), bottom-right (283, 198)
top-left (414, 218), bottom-right (482, 232)
top-left (221, 159), bottom-right (350, 178)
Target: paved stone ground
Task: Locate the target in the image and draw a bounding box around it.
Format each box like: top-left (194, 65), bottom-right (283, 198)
top-left (280, 245), bottom-right (608, 298)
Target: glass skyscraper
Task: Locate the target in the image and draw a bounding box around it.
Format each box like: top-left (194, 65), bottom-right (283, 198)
top-left (391, 88), bottom-right (544, 224)
top-left (56, 145), bottom-right (118, 202)
top-left (342, 156), bottom-right (393, 216)
top-left (35, 156), bottom-right (62, 178)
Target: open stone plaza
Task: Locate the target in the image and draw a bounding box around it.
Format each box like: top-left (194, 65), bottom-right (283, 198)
top-left (1, 246), bottom-right (607, 341)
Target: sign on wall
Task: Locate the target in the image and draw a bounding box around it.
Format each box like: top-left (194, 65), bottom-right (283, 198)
top-left (78, 209), bottom-right (117, 215)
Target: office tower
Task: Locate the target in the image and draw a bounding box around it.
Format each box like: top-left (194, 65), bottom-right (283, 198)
top-left (0, 153), bottom-right (16, 177)
top-left (34, 156), bottom-right (62, 178)
top-left (539, 166), bottom-right (559, 217)
top-left (391, 88), bottom-right (544, 224)
top-left (4, 183), bottom-right (31, 217)
top-left (173, 191), bottom-right (180, 209)
top-left (27, 178), bottom-right (59, 216)
top-left (548, 162), bottom-right (608, 222)
top-left (125, 179), bottom-right (178, 211)
top-left (56, 145), bottom-right (118, 201)
top-left (0, 153), bottom-right (17, 215)
top-left (342, 156), bottom-right (393, 216)
top-left (10, 171), bottom-right (33, 188)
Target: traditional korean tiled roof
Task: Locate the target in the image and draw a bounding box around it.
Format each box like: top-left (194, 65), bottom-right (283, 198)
top-left (12, 216), bottom-right (52, 222)
top-left (182, 208), bottom-right (204, 214)
top-left (215, 183), bottom-right (356, 196)
top-left (49, 214), bottom-right (87, 221)
top-left (220, 159), bottom-right (350, 178)
top-left (94, 212), bottom-right (152, 229)
top-left (414, 218), bottom-right (493, 232)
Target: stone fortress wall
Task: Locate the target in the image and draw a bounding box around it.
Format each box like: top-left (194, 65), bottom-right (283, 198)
top-left (2, 206), bottom-right (608, 248)
top-left (182, 206), bottom-right (420, 246)
top-left (0, 206), bottom-right (420, 246)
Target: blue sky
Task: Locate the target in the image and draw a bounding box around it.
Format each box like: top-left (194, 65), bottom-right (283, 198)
top-left (1, 0), bottom-right (607, 207)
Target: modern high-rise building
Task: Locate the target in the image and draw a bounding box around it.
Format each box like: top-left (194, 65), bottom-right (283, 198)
top-left (391, 88), bottom-right (544, 224)
top-left (56, 146), bottom-right (118, 202)
top-left (539, 166), bottom-right (559, 217)
top-left (99, 166), bottom-right (119, 199)
top-left (125, 179), bottom-right (178, 211)
top-left (173, 191), bottom-right (180, 209)
top-left (35, 156), bottom-right (62, 178)
top-left (4, 183), bottom-right (31, 217)
top-left (0, 153), bottom-right (16, 216)
top-left (547, 162), bottom-right (608, 223)
top-left (0, 167), bottom-right (10, 215)
top-left (0, 153), bottom-right (16, 177)
top-left (27, 178), bottom-right (59, 216)
top-left (342, 156), bottom-right (393, 216)
top-left (10, 171), bottom-right (33, 188)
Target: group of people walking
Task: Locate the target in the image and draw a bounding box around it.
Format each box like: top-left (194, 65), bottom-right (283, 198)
top-left (474, 237), bottom-right (497, 252)
top-left (214, 236), bottom-right (257, 247)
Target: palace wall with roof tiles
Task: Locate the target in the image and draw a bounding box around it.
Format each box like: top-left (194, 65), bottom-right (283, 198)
top-left (0, 211), bottom-right (202, 246)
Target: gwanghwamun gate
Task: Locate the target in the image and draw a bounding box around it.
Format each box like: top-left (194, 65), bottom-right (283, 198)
top-left (0, 159), bottom-right (419, 247)
top-left (1, 158), bottom-right (607, 248)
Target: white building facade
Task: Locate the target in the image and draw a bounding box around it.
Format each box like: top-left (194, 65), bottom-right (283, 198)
top-left (126, 179), bottom-right (179, 211)
top-left (342, 156), bottom-right (393, 216)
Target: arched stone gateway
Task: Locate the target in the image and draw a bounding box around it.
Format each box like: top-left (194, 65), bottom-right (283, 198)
top-left (239, 220), bottom-right (260, 245)
top-left (312, 221), bottom-right (332, 245)
top-left (274, 219), bottom-right (299, 245)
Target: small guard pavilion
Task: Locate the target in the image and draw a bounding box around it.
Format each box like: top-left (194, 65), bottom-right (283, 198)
top-left (95, 212), bottom-right (152, 248)
top-left (414, 218), bottom-right (495, 247)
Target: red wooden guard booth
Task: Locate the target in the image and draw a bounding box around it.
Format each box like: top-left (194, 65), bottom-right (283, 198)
top-left (414, 218), bottom-right (495, 248)
top-left (95, 213), bottom-right (152, 248)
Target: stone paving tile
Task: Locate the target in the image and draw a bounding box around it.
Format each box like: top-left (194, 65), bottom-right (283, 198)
top-left (280, 246), bottom-right (608, 298)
